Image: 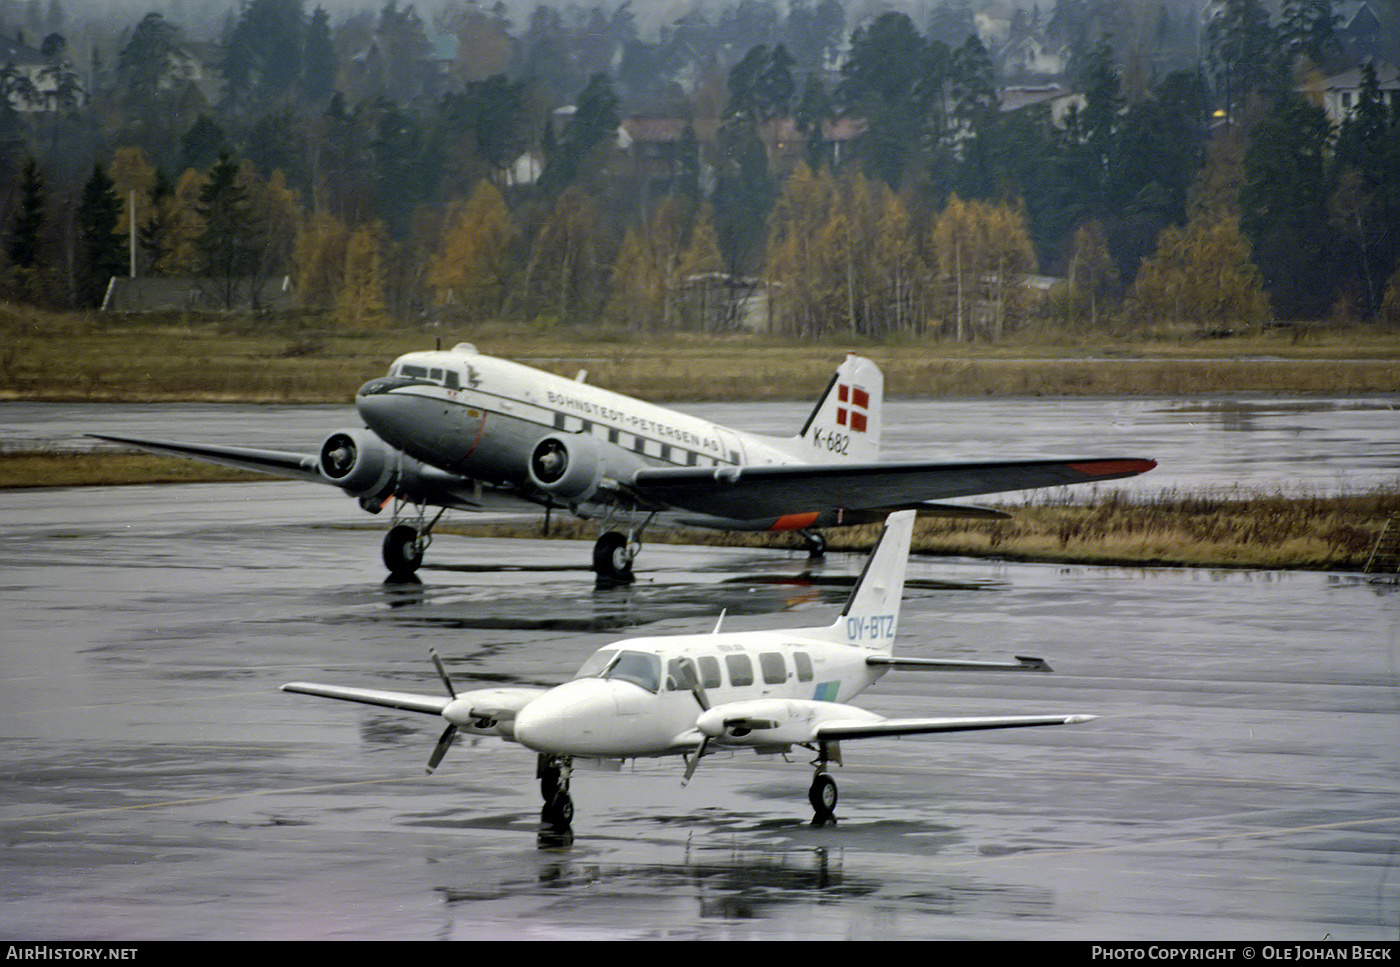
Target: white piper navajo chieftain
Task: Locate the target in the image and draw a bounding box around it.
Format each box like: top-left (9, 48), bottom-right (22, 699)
top-left (93, 342), bottom-right (1155, 582)
top-left (282, 510), bottom-right (1096, 829)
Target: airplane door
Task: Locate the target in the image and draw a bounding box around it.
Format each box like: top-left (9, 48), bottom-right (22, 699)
top-left (718, 428), bottom-right (746, 467)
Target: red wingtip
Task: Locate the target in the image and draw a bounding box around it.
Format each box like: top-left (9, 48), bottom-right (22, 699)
top-left (1067, 458), bottom-right (1157, 478)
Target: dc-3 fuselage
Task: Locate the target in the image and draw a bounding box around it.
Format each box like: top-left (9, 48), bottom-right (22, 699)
top-left (93, 342), bottom-right (1155, 581)
top-left (283, 510), bottom-right (1095, 828)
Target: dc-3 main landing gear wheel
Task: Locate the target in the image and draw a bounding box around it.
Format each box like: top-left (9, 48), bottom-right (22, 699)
top-left (809, 773), bottom-right (838, 826)
top-left (592, 531), bottom-right (635, 584)
top-left (382, 524), bottom-right (425, 575)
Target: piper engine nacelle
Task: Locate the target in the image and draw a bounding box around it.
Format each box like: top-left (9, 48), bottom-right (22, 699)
top-left (527, 433), bottom-right (643, 503)
top-left (318, 428), bottom-right (396, 500)
top-left (696, 699), bottom-right (884, 747)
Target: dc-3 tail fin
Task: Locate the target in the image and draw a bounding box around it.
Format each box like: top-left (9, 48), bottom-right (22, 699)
top-left (796, 353), bottom-right (883, 463)
top-left (821, 509), bottom-right (916, 651)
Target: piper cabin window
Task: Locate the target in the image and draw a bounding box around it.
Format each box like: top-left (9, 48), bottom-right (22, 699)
top-left (725, 654), bottom-right (754, 687)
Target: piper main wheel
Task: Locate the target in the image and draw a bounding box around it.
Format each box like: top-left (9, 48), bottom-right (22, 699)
top-left (809, 773), bottom-right (838, 825)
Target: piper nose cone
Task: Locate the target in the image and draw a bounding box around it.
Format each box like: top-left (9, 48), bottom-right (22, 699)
top-left (514, 680), bottom-right (618, 755)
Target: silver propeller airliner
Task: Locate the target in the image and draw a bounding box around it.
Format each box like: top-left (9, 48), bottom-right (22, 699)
top-left (283, 510), bottom-right (1096, 829)
top-left (93, 342), bottom-right (1155, 581)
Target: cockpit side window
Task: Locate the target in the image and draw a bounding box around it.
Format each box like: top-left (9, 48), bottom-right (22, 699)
top-left (574, 648), bottom-right (619, 680)
top-left (603, 651), bottom-right (662, 693)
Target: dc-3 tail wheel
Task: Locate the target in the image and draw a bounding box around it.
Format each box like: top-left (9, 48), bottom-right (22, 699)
top-left (382, 524), bottom-right (425, 575)
top-left (593, 531), bottom-right (635, 584)
top-left (809, 773), bottom-right (838, 826)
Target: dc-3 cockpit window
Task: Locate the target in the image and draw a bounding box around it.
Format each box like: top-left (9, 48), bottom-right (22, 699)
top-left (390, 363), bottom-right (460, 389)
top-left (574, 649), bottom-right (662, 693)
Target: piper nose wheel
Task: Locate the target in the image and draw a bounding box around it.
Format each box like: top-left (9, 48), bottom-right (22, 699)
top-left (809, 773), bottom-right (838, 825)
top-left (542, 790), bottom-right (574, 827)
top-left (383, 524), bottom-right (424, 575)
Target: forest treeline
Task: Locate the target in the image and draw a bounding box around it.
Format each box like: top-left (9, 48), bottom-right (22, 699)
top-left (3, 0), bottom-right (1400, 339)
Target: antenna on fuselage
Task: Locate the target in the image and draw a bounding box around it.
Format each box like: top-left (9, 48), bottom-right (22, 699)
top-left (711, 610), bottom-right (726, 634)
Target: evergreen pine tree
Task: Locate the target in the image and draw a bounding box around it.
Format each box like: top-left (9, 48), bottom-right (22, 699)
top-left (76, 164), bottom-right (126, 307)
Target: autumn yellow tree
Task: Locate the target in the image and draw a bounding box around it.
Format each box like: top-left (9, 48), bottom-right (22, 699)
top-left (250, 168), bottom-right (300, 283)
top-left (1380, 265), bottom-right (1400, 328)
top-left (764, 162), bottom-right (837, 337)
top-left (870, 187), bottom-right (923, 336)
top-left (156, 167), bottom-right (208, 277)
top-left (293, 210), bottom-right (350, 310)
top-left (1064, 220), bottom-right (1119, 331)
top-left (525, 186), bottom-right (612, 322)
top-left (428, 179), bottom-right (518, 319)
top-left (109, 146), bottom-right (154, 239)
top-left (928, 196), bottom-right (1036, 341)
top-left (337, 221), bottom-right (389, 326)
top-left (674, 204), bottom-right (729, 331)
top-left (1122, 209), bottom-right (1269, 332)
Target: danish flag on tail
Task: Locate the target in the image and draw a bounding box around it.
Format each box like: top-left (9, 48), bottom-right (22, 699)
top-left (797, 353), bottom-right (883, 463)
top-left (837, 383), bottom-right (870, 433)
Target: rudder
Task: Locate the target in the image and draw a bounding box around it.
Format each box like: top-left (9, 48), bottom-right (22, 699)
top-left (796, 353), bottom-right (882, 463)
top-left (828, 510), bottom-right (915, 652)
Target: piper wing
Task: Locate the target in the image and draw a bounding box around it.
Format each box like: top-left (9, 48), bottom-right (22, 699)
top-left (281, 682), bottom-right (548, 720)
top-left (812, 712), bottom-right (1097, 741)
top-left (694, 697), bottom-right (1095, 749)
top-left (630, 457), bottom-right (1156, 522)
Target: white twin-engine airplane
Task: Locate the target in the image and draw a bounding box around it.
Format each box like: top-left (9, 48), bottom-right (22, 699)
top-left (93, 342), bottom-right (1154, 582)
top-left (283, 511), bottom-right (1096, 828)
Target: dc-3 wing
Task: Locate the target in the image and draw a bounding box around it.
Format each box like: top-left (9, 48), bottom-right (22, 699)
top-left (89, 433), bottom-right (325, 482)
top-left (630, 457), bottom-right (1156, 522)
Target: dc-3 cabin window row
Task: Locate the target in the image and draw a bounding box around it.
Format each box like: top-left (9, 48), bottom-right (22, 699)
top-left (391, 362), bottom-right (736, 469)
top-left (575, 649), bottom-right (817, 694)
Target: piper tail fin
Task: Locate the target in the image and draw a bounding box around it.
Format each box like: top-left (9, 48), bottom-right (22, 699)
top-left (796, 353), bottom-right (883, 463)
top-left (824, 510), bottom-right (915, 651)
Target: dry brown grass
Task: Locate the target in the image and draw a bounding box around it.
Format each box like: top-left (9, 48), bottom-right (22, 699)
top-left (0, 452), bottom-right (269, 487)
top-left (434, 486), bottom-right (1400, 572)
top-left (2, 306), bottom-right (1398, 402)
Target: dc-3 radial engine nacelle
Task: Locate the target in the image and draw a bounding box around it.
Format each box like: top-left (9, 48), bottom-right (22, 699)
top-left (526, 433), bottom-right (647, 505)
top-left (317, 428), bottom-right (455, 512)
